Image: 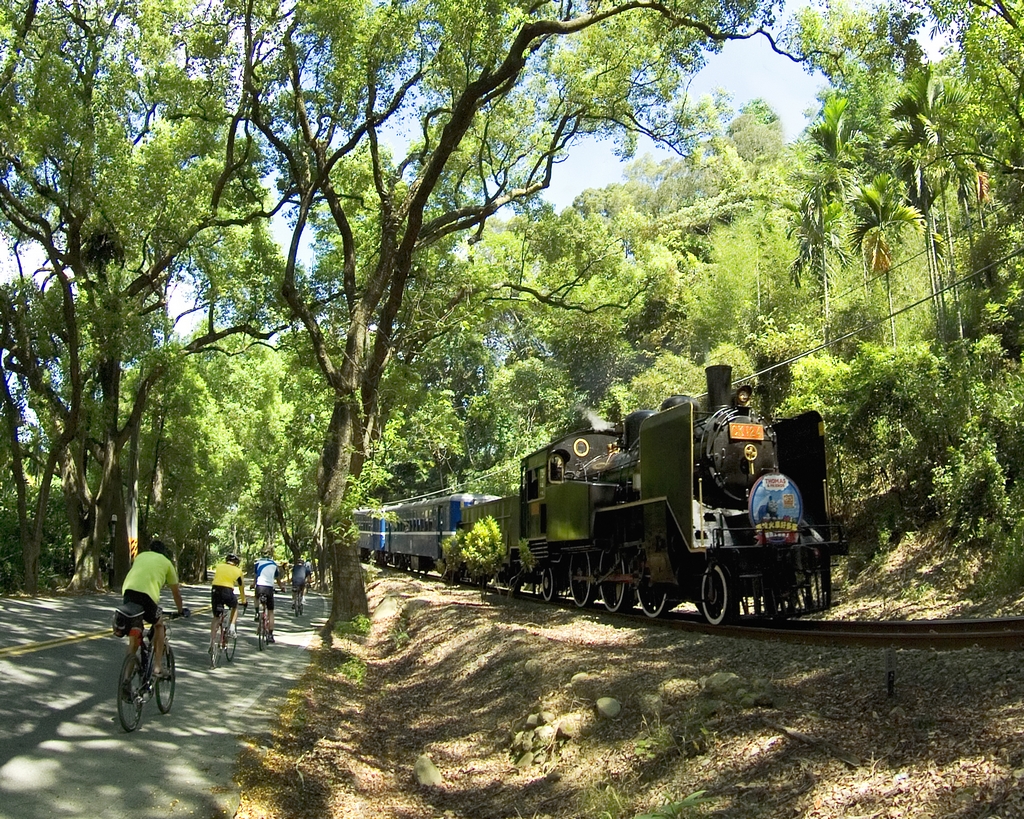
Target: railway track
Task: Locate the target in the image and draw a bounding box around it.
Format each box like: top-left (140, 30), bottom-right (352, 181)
top-left (390, 566), bottom-right (1024, 652)
top-left (520, 586), bottom-right (1024, 650)
top-left (627, 608), bottom-right (1024, 651)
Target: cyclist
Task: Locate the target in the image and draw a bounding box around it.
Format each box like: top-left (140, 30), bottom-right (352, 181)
top-left (121, 539), bottom-right (190, 678)
top-left (209, 553), bottom-right (246, 657)
top-left (253, 548), bottom-right (285, 643)
top-left (290, 557), bottom-right (312, 611)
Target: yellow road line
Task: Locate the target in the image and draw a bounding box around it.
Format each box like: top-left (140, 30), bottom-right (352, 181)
top-left (0, 604), bottom-right (212, 658)
top-left (0, 630), bottom-right (109, 658)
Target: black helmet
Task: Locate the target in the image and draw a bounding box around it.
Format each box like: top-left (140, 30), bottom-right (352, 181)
top-left (149, 539), bottom-right (170, 558)
top-left (226, 553), bottom-right (240, 565)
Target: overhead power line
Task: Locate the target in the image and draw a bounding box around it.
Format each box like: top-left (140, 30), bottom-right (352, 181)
top-left (742, 243), bottom-right (1024, 385)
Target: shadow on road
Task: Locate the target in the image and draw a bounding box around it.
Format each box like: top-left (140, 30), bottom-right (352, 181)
top-left (0, 587), bottom-right (323, 819)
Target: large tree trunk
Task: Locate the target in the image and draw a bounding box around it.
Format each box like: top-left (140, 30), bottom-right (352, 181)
top-left (62, 447), bottom-right (97, 590)
top-left (122, 409), bottom-right (143, 584)
top-left (317, 397), bottom-right (369, 629)
top-left (2, 373), bottom-right (35, 592)
top-left (96, 436), bottom-right (127, 589)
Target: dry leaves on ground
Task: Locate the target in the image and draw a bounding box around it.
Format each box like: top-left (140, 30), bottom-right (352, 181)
top-left (236, 574), bottom-right (1024, 819)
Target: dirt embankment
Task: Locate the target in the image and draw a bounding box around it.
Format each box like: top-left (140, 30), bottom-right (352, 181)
top-left (236, 573), bottom-right (1024, 819)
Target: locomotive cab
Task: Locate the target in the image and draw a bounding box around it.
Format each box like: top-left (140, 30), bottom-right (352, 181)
top-left (521, 430), bottom-right (620, 544)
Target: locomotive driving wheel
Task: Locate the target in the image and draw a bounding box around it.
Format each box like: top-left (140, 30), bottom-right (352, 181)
top-left (637, 580), bottom-right (669, 618)
top-left (569, 553), bottom-right (595, 607)
top-left (540, 566), bottom-right (558, 602)
top-left (701, 562), bottom-right (738, 625)
top-left (600, 555), bottom-right (635, 613)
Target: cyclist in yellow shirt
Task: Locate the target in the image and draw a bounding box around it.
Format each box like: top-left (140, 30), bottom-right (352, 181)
top-left (122, 540), bottom-right (189, 678)
top-left (209, 553), bottom-right (246, 655)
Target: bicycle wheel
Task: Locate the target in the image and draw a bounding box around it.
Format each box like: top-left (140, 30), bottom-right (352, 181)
top-left (210, 619), bottom-right (222, 669)
top-left (257, 609), bottom-right (266, 651)
top-left (156, 644), bottom-right (176, 713)
top-left (117, 653), bottom-right (145, 732)
top-left (225, 620), bottom-right (237, 662)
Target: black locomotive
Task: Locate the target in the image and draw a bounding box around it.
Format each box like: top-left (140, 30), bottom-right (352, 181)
top-left (359, 364), bottom-right (846, 624)
top-left (460, 364), bottom-right (846, 623)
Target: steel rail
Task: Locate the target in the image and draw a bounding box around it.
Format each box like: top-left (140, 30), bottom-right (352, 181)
top-left (418, 569), bottom-right (1024, 652)
top-left (653, 612), bottom-right (1024, 651)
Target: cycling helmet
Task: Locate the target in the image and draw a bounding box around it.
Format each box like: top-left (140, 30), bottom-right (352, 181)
top-left (226, 553), bottom-right (240, 566)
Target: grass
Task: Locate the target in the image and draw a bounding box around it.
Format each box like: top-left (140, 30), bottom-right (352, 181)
top-left (333, 614), bottom-right (371, 637)
top-left (337, 657), bottom-right (367, 684)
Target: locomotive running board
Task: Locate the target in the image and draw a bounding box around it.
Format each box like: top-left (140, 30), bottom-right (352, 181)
top-left (594, 496), bottom-right (707, 556)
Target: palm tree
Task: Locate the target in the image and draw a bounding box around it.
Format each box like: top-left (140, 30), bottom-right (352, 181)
top-left (888, 67), bottom-right (971, 340)
top-left (849, 174), bottom-right (925, 347)
top-left (788, 197), bottom-right (850, 288)
top-left (790, 96), bottom-right (863, 338)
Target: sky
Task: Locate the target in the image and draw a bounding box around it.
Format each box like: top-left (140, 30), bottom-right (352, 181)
top-left (543, 35), bottom-right (826, 211)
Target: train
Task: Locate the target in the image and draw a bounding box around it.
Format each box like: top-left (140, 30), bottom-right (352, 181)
top-left (359, 364), bottom-right (847, 624)
top-left (356, 493), bottom-right (496, 573)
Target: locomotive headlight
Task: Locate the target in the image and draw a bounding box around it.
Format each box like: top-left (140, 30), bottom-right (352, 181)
top-left (743, 444), bottom-right (758, 462)
top-left (736, 385), bottom-right (753, 406)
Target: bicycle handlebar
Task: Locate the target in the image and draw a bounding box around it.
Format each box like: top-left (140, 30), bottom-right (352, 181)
top-left (164, 608), bottom-right (191, 621)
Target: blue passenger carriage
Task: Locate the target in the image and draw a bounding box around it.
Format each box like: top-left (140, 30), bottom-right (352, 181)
top-left (359, 493), bottom-right (496, 573)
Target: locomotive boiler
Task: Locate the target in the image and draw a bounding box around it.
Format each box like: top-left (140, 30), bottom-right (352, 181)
top-left (463, 364), bottom-right (847, 623)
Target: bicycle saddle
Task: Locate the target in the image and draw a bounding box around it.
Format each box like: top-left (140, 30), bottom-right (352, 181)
top-left (115, 602), bottom-right (146, 618)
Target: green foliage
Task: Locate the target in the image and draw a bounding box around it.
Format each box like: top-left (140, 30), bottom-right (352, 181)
top-left (932, 428), bottom-right (1009, 550)
top-left (580, 784), bottom-right (631, 819)
top-left (337, 657), bottom-right (367, 685)
top-left (334, 615), bottom-right (372, 637)
top-left (850, 174), bottom-right (925, 274)
top-left (633, 792), bottom-right (710, 819)
top-left (0, 495), bottom-right (72, 593)
top-left (727, 99), bottom-right (785, 164)
top-left (517, 539), bottom-right (537, 573)
top-left (1, 0), bottom-right (1023, 612)
top-left (782, 344), bottom-right (947, 514)
top-left (463, 517), bottom-right (506, 579)
top-left (442, 516), bottom-right (505, 584)
top-left (580, 784), bottom-right (708, 819)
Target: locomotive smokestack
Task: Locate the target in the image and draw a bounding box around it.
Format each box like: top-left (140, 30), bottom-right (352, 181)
top-left (705, 365), bottom-right (733, 409)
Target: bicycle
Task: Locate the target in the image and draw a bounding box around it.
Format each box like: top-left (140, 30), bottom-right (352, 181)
top-left (291, 584), bottom-right (304, 617)
top-left (210, 601), bottom-right (246, 669)
top-left (112, 603), bottom-right (189, 732)
top-left (256, 594), bottom-right (270, 651)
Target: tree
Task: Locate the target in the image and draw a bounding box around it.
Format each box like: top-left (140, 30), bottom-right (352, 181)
top-left (789, 96), bottom-right (861, 336)
top-left (888, 66), bottom-right (970, 340)
top-left (0, 0), bottom-right (277, 590)
top-left (239, 0), bottom-right (790, 625)
top-left (926, 0), bottom-right (1024, 178)
top-left (849, 173), bottom-right (925, 346)
top-left (727, 98), bottom-right (786, 164)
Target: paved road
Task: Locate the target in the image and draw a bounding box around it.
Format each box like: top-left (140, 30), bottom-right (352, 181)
top-left (0, 585), bottom-right (323, 819)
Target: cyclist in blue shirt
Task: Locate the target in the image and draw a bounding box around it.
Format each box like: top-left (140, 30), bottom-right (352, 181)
top-left (291, 558), bottom-right (312, 611)
top-left (253, 549), bottom-right (285, 643)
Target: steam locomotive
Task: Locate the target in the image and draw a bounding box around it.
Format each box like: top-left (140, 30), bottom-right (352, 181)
top-left (360, 364), bottom-right (846, 624)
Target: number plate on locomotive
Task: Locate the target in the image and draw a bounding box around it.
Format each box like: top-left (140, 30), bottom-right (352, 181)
top-left (729, 422), bottom-right (764, 441)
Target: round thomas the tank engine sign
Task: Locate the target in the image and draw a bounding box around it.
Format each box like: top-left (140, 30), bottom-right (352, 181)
top-left (748, 473), bottom-right (803, 545)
